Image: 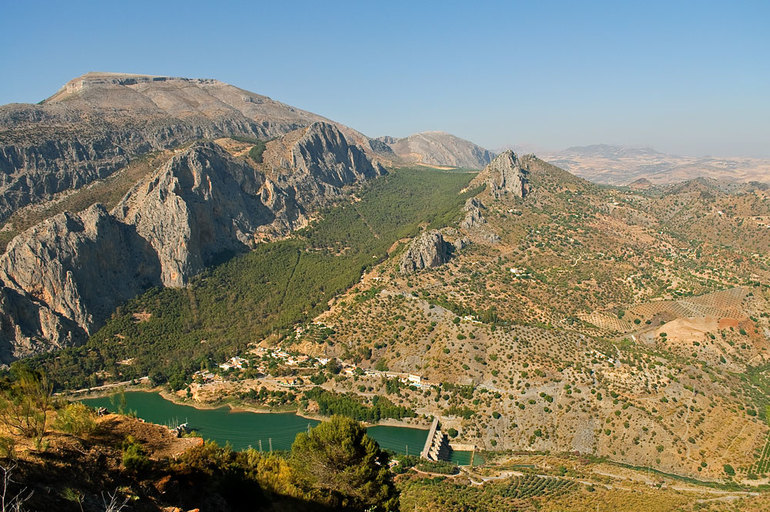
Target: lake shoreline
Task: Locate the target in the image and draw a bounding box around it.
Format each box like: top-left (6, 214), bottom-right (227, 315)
top-left (75, 385), bottom-right (432, 431)
top-left (81, 390), bottom-right (479, 465)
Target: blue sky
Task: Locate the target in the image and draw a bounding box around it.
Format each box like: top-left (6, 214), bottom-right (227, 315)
top-left (1, 0), bottom-right (768, 156)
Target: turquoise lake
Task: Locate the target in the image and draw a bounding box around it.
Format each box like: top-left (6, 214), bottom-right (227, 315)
top-left (82, 391), bottom-right (476, 464)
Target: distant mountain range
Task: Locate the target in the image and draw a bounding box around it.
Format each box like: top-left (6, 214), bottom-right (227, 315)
top-left (538, 144), bottom-right (770, 185)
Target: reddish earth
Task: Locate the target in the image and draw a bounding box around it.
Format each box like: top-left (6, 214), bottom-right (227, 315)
top-left (718, 318), bottom-right (740, 329)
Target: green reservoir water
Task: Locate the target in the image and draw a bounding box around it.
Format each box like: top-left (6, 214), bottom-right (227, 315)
top-left (82, 392), bottom-right (477, 464)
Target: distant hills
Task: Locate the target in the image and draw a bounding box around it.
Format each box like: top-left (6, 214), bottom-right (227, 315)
top-left (377, 131), bottom-right (494, 169)
top-left (539, 144), bottom-right (770, 185)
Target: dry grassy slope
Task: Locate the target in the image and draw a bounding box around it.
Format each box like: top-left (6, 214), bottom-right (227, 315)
top-left (292, 156), bottom-right (770, 480)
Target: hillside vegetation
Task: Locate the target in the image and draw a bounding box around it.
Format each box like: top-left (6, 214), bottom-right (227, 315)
top-left (22, 155), bottom-right (770, 486)
top-left (289, 157), bottom-right (770, 480)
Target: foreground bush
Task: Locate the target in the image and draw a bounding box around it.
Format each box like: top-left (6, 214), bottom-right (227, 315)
top-left (53, 402), bottom-right (96, 436)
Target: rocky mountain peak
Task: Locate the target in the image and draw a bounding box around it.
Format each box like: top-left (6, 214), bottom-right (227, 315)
top-left (45, 72), bottom-right (224, 103)
top-left (472, 150), bottom-right (530, 199)
top-left (290, 122), bottom-right (386, 187)
top-left (0, 73), bottom-right (342, 222)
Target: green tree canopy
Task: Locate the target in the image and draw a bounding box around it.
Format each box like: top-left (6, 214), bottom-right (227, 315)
top-left (290, 415), bottom-right (398, 511)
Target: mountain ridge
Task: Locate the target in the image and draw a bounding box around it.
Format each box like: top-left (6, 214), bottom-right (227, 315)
top-left (377, 131), bottom-right (494, 169)
top-left (0, 122), bottom-right (384, 362)
top-left (0, 72), bottom-right (390, 223)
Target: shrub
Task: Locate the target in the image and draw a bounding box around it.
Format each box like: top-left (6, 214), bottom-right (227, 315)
top-left (416, 460), bottom-right (459, 475)
top-left (53, 402), bottom-right (97, 436)
top-left (0, 366), bottom-right (53, 444)
top-left (0, 436), bottom-right (15, 458)
top-left (122, 435), bottom-right (150, 472)
top-left (248, 140), bottom-right (268, 163)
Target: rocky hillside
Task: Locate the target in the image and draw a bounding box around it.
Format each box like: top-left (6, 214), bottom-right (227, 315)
top-left (296, 151), bottom-right (770, 479)
top-left (0, 122), bottom-right (384, 363)
top-left (0, 73), bottom-right (389, 222)
top-left (469, 150), bottom-right (530, 198)
top-left (378, 131), bottom-right (494, 169)
top-left (399, 230), bottom-right (454, 274)
top-left (0, 204), bottom-right (161, 362)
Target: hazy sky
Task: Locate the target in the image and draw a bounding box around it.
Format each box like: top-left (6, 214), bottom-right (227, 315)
top-left (1, 0), bottom-right (768, 157)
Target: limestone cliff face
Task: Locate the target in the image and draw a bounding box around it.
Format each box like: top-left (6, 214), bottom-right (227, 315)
top-left (0, 122), bottom-right (385, 362)
top-left (284, 123), bottom-right (386, 209)
top-left (292, 123), bottom-right (385, 189)
top-left (471, 150), bottom-right (530, 199)
top-left (0, 204), bottom-right (161, 361)
top-left (460, 197), bottom-right (486, 229)
top-left (114, 143), bottom-right (276, 287)
top-left (110, 122), bottom-right (384, 288)
top-left (399, 230), bottom-right (453, 274)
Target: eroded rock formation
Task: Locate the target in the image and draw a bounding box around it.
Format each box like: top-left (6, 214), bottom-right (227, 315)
top-left (471, 150), bottom-right (530, 199)
top-left (399, 230), bottom-right (453, 274)
top-left (460, 197), bottom-right (486, 229)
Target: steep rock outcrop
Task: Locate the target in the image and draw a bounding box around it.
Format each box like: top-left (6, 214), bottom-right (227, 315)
top-left (114, 143), bottom-right (278, 287)
top-left (399, 230), bottom-right (453, 274)
top-left (460, 197), bottom-right (486, 229)
top-left (291, 123), bottom-right (385, 189)
top-left (471, 150), bottom-right (529, 199)
top-left (453, 236), bottom-right (470, 251)
top-left (114, 122), bottom-right (383, 288)
top-left (279, 123), bottom-right (386, 211)
top-left (0, 204), bottom-right (162, 361)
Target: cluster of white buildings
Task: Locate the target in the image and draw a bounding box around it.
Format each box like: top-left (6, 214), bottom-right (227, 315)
top-left (191, 346), bottom-right (431, 391)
